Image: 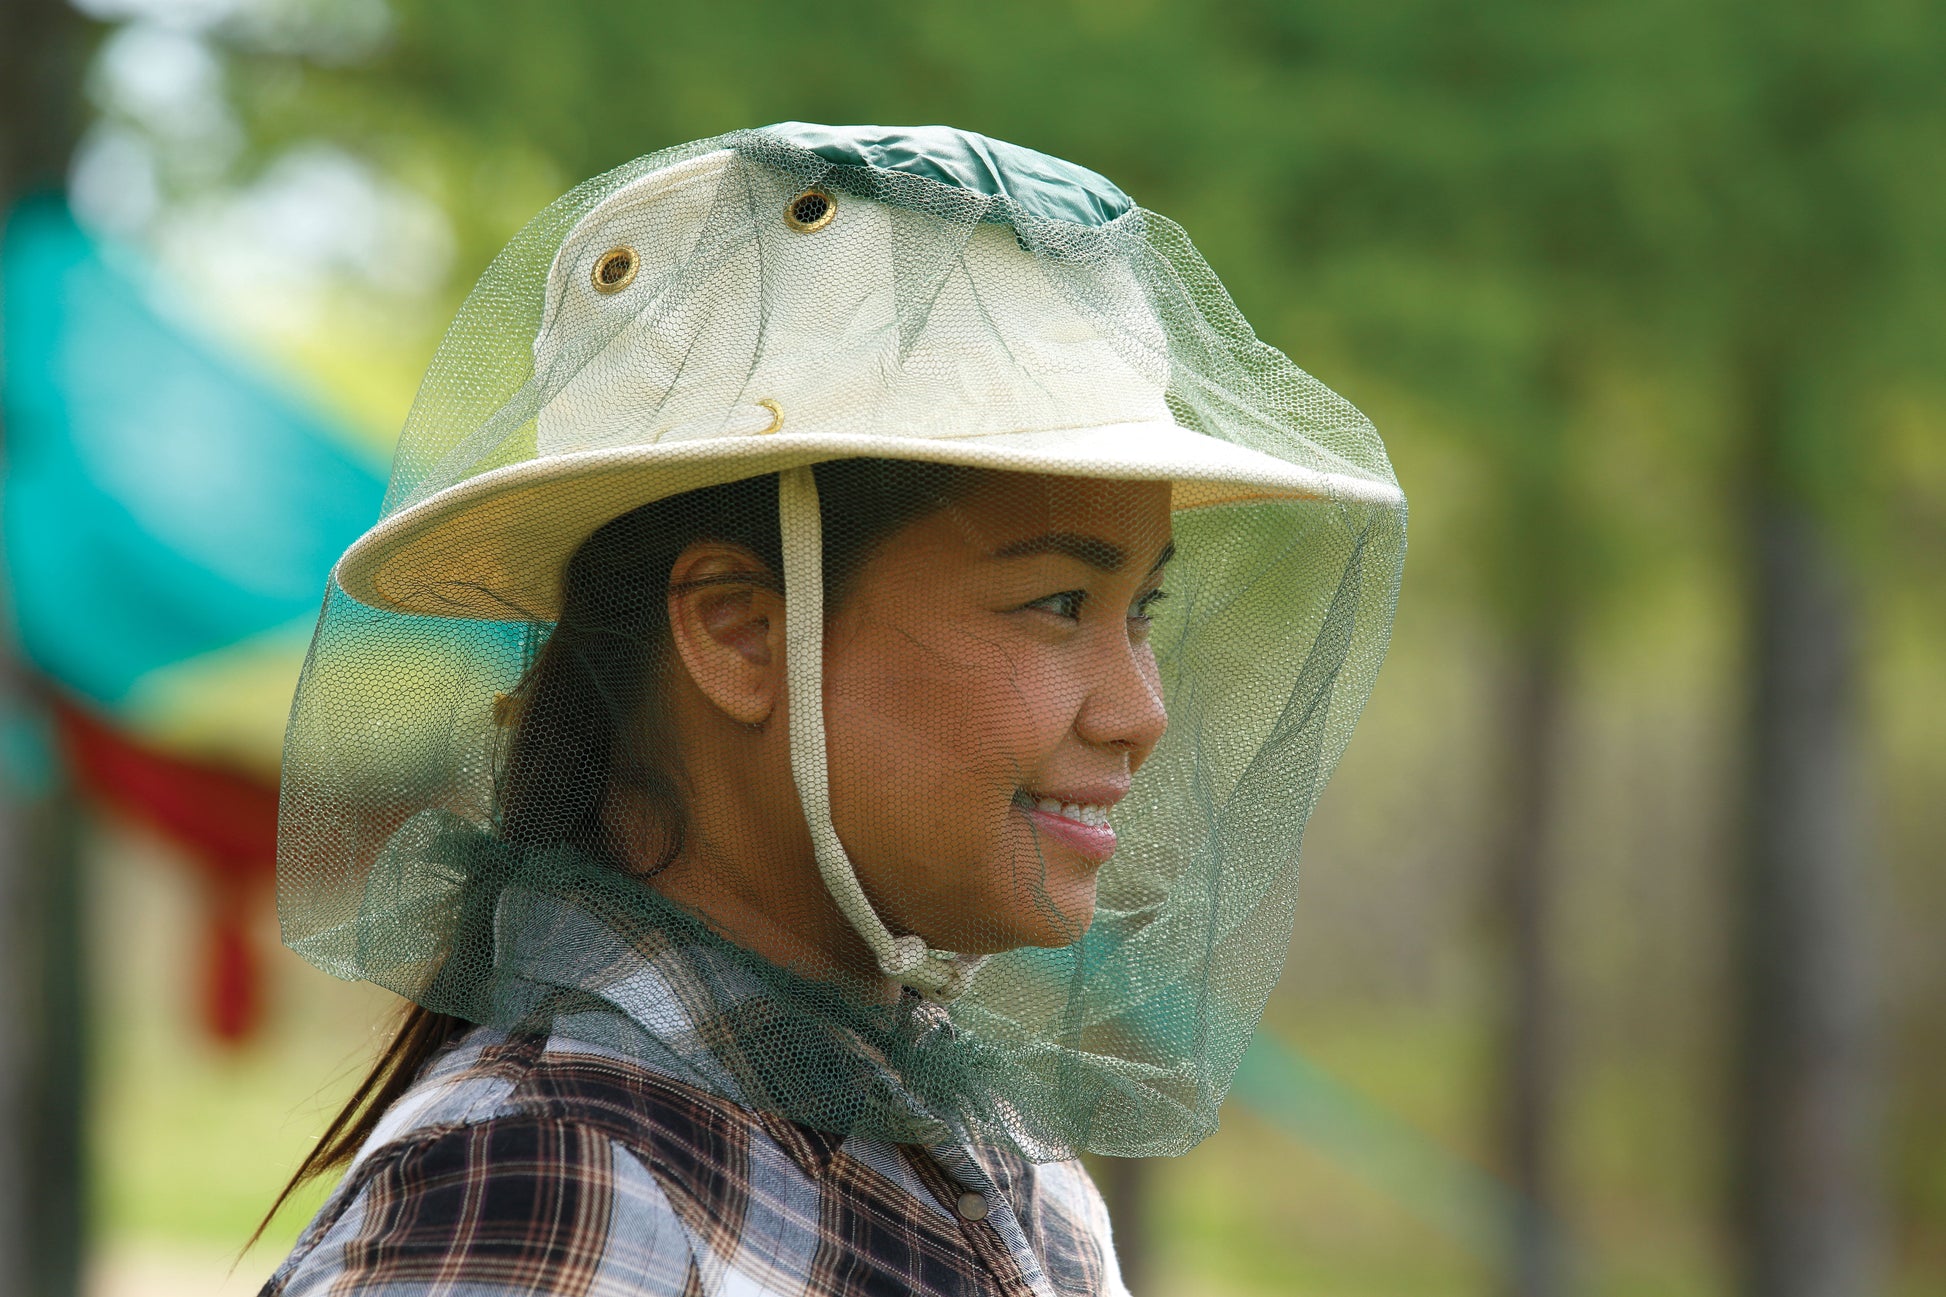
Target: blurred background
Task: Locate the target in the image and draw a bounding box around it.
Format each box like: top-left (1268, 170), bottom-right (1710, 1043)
top-left (0, 0), bottom-right (1940, 1294)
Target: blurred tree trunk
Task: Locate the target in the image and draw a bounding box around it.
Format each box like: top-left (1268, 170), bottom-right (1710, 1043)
top-left (0, 1), bottom-right (91, 1294)
top-left (1493, 624), bottom-right (1568, 1297)
top-left (1730, 356), bottom-right (1883, 1297)
top-left (1487, 340), bottom-right (1576, 1297)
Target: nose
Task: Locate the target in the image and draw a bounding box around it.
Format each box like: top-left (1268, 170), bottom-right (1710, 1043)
top-left (1073, 631), bottom-right (1168, 760)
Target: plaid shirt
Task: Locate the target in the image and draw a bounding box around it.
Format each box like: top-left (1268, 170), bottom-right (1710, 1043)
top-left (261, 890), bottom-right (1131, 1296)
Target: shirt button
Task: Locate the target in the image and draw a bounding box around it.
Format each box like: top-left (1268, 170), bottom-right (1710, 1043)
top-left (955, 1191), bottom-right (990, 1222)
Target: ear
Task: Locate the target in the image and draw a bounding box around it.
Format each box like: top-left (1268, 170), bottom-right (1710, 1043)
top-left (667, 542), bottom-right (786, 726)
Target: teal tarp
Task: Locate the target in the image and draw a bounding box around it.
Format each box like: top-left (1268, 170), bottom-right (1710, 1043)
top-left (0, 196), bottom-right (385, 707)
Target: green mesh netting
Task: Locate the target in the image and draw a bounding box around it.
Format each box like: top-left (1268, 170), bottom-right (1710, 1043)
top-left (277, 123), bottom-right (1406, 1160)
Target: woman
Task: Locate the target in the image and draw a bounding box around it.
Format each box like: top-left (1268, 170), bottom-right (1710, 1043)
top-left (261, 123), bottom-right (1405, 1296)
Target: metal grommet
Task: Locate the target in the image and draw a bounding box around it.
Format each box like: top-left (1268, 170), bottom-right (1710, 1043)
top-left (755, 399), bottom-right (784, 434)
top-left (591, 246), bottom-right (638, 293)
top-left (784, 189), bottom-right (836, 233)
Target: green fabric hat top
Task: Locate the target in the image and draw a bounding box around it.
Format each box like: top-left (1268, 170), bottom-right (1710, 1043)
top-left (764, 121), bottom-right (1136, 228)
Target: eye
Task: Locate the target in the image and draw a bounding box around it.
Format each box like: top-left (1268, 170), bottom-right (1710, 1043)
top-left (1131, 588), bottom-right (1169, 622)
top-left (1025, 590), bottom-right (1086, 620)
top-left (1128, 589), bottom-right (1169, 641)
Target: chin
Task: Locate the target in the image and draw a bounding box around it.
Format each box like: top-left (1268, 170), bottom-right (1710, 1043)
top-left (914, 880), bottom-right (1098, 955)
top-left (997, 872), bottom-right (1100, 951)
top-left (1016, 906), bottom-right (1097, 950)
top-left (870, 824), bottom-right (1104, 954)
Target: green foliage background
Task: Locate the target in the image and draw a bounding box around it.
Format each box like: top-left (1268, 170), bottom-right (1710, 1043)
top-left (76, 1), bottom-right (1946, 1293)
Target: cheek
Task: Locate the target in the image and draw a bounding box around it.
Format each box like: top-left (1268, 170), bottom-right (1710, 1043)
top-left (822, 626), bottom-right (1081, 909)
top-left (1131, 644), bottom-right (1166, 767)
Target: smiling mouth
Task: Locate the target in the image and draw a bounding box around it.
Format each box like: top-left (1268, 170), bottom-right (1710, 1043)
top-left (1012, 789), bottom-right (1120, 863)
top-left (1013, 790), bottom-right (1114, 826)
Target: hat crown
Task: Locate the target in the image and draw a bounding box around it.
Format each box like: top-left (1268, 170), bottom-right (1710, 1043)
top-left (531, 144), bottom-right (1170, 460)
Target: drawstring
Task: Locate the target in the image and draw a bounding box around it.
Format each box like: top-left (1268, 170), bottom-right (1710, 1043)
top-left (776, 466), bottom-right (986, 1002)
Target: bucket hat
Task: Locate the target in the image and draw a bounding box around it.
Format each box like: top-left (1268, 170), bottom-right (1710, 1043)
top-left (339, 132), bottom-right (1398, 621)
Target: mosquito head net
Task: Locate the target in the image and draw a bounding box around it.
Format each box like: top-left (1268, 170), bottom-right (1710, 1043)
top-left (279, 123), bottom-right (1407, 1159)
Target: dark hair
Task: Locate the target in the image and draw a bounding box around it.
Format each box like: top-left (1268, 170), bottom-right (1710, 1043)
top-left (252, 459), bottom-right (974, 1245)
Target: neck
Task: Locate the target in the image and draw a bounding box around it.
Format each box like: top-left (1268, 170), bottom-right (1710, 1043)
top-left (652, 840), bottom-right (896, 1001)
top-left (632, 778), bottom-right (894, 1001)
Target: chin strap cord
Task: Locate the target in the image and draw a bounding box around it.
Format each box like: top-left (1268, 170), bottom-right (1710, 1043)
top-left (777, 466), bottom-right (987, 1002)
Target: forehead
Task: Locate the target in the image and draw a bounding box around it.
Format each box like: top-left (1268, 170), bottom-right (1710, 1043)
top-left (932, 472), bottom-right (1174, 554)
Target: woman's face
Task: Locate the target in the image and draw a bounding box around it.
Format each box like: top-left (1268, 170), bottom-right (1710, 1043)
top-left (821, 473), bottom-right (1173, 954)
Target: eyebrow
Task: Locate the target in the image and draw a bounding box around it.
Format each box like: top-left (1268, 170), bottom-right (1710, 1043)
top-left (991, 533), bottom-right (1176, 575)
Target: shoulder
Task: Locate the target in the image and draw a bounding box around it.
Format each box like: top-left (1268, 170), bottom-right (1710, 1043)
top-left (968, 1148), bottom-right (1131, 1297)
top-left (340, 1025), bottom-right (773, 1192)
top-left (263, 1111), bottom-right (696, 1296)
top-left (262, 1030), bottom-right (706, 1296)
top-left (263, 1028), bottom-right (1136, 1297)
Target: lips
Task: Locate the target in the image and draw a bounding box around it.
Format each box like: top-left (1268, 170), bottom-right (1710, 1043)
top-left (1014, 786), bottom-right (1125, 864)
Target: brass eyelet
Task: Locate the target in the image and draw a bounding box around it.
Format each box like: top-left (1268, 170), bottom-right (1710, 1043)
top-left (756, 399), bottom-right (784, 434)
top-left (783, 189), bottom-right (836, 233)
top-left (591, 246), bottom-right (638, 293)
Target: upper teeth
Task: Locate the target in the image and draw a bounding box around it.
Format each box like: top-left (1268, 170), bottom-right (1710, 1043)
top-left (1032, 797), bottom-right (1110, 827)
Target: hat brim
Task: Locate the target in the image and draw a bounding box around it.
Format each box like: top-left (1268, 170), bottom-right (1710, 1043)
top-left (337, 420), bottom-right (1404, 620)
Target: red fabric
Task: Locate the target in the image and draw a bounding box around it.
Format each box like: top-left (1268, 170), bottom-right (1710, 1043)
top-left (205, 889), bottom-right (262, 1042)
top-left (50, 696), bottom-right (277, 1042)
